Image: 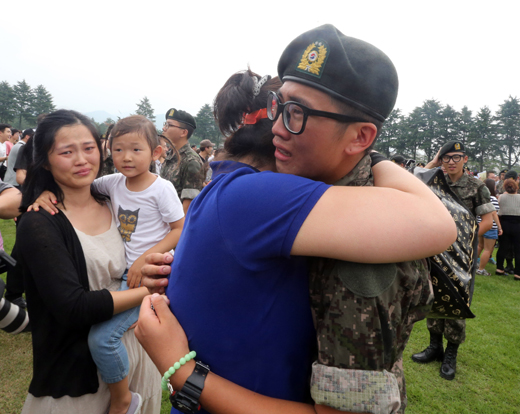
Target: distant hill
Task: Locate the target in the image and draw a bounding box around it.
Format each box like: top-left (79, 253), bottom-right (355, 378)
top-left (84, 110), bottom-right (163, 130)
top-left (84, 110), bottom-right (118, 123)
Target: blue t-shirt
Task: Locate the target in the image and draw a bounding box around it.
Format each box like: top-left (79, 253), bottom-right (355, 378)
top-left (166, 161), bottom-right (330, 413)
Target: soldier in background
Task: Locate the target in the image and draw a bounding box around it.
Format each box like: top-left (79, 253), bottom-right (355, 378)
top-left (496, 169), bottom-right (507, 195)
top-left (160, 108), bottom-right (204, 214)
top-left (390, 154), bottom-right (406, 168)
top-left (413, 141), bottom-right (494, 380)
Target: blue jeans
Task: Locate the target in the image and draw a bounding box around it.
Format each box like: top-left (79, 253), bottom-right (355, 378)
top-left (88, 271), bottom-right (140, 383)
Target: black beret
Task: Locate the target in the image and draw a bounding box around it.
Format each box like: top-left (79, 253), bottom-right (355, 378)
top-left (390, 154), bottom-right (406, 164)
top-left (277, 24), bottom-right (398, 122)
top-left (500, 169), bottom-right (508, 174)
top-left (504, 170), bottom-right (518, 180)
top-left (439, 141), bottom-right (465, 158)
top-left (165, 108), bottom-right (197, 129)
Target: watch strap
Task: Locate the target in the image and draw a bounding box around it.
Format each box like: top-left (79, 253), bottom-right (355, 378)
top-left (170, 361), bottom-right (210, 413)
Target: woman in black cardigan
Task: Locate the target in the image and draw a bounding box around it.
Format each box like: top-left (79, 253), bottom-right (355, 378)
top-left (17, 110), bottom-right (160, 414)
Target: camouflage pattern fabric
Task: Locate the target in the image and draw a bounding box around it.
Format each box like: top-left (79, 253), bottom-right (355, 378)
top-left (311, 362), bottom-right (400, 414)
top-left (160, 142), bottom-right (204, 201)
top-left (100, 154), bottom-right (114, 177)
top-left (496, 180), bottom-right (504, 195)
top-left (445, 174), bottom-right (495, 218)
top-left (309, 154), bottom-right (433, 413)
top-left (426, 172), bottom-right (493, 344)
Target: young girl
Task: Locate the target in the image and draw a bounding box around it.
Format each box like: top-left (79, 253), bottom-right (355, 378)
top-left (34, 115), bottom-right (185, 414)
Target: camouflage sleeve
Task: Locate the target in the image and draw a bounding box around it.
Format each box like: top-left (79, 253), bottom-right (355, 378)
top-left (475, 185), bottom-right (495, 216)
top-left (180, 158), bottom-right (204, 201)
top-left (310, 362), bottom-right (401, 414)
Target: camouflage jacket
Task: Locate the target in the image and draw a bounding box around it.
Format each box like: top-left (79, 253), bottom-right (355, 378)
top-left (100, 154), bottom-right (115, 177)
top-left (496, 180), bottom-right (504, 195)
top-left (309, 154), bottom-right (433, 413)
top-left (160, 142), bottom-right (204, 201)
top-left (445, 173), bottom-right (494, 217)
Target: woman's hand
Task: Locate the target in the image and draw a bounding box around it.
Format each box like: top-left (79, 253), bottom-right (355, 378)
top-left (140, 252), bottom-right (173, 294)
top-left (135, 294), bottom-right (192, 377)
top-left (27, 190), bottom-right (59, 214)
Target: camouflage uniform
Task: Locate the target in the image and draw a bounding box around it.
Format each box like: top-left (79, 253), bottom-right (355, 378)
top-left (427, 173), bottom-right (494, 344)
top-left (496, 180), bottom-right (504, 195)
top-left (160, 142), bottom-right (204, 201)
top-left (309, 154), bottom-right (433, 413)
top-left (100, 154), bottom-right (114, 177)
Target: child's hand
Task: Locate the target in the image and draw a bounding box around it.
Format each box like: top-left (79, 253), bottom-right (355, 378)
top-left (27, 191), bottom-right (59, 215)
top-left (127, 257), bottom-right (146, 289)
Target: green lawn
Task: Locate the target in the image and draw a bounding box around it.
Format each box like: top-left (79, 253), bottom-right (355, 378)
top-left (1, 218), bottom-right (519, 413)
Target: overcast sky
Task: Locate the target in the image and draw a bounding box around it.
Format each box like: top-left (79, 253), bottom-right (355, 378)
top-left (2, 0), bottom-right (518, 121)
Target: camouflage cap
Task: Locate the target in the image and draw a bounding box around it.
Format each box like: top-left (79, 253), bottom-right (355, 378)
top-left (439, 141), bottom-right (465, 158)
top-left (165, 108), bottom-right (197, 129)
top-left (277, 24), bottom-right (398, 122)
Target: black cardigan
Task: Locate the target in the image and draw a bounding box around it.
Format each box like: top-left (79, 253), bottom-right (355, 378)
top-left (17, 210), bottom-right (114, 398)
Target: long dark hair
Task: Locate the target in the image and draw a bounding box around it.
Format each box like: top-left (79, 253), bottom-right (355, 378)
top-left (213, 69), bottom-right (281, 169)
top-left (20, 109), bottom-right (107, 211)
top-left (484, 178), bottom-right (497, 198)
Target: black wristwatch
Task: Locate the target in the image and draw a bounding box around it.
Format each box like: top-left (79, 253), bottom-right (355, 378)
top-left (170, 361), bottom-right (210, 413)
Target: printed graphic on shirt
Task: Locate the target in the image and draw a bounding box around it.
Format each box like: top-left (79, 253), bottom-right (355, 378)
top-left (118, 206), bottom-right (140, 242)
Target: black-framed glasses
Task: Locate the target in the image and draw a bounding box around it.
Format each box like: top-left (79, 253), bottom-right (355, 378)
top-left (441, 154), bottom-right (464, 163)
top-left (267, 91), bottom-right (368, 135)
top-left (163, 122), bottom-right (186, 131)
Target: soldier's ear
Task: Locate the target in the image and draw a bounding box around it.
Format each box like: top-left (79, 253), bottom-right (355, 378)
top-left (343, 123), bottom-right (378, 156)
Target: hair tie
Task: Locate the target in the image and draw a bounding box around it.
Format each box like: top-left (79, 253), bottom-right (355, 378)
top-left (252, 75), bottom-right (271, 97)
top-left (242, 108), bottom-right (268, 125)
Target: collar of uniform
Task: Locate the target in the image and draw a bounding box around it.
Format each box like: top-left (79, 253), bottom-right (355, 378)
top-left (445, 172), bottom-right (469, 186)
top-left (178, 142), bottom-right (194, 155)
top-left (333, 154), bottom-right (373, 187)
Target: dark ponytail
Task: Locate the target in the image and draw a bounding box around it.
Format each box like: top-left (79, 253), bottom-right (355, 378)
top-left (213, 69), bottom-right (281, 169)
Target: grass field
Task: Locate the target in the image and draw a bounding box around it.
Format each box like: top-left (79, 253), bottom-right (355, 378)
top-left (1, 218), bottom-right (519, 414)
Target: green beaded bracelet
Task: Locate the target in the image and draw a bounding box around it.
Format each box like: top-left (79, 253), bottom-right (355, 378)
top-left (161, 351), bottom-right (197, 391)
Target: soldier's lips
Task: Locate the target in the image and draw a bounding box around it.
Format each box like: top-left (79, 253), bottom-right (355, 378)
top-left (275, 146), bottom-right (291, 161)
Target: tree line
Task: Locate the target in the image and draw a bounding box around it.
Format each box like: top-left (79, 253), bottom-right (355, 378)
top-left (0, 80), bottom-right (56, 129)
top-left (376, 96), bottom-right (520, 171)
top-left (3, 79), bottom-right (518, 170)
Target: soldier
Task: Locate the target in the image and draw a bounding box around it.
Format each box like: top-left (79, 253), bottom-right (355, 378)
top-left (198, 139), bottom-right (215, 183)
top-left (160, 108), bottom-right (204, 214)
top-left (271, 25), bottom-right (432, 413)
top-left (390, 154), bottom-right (407, 168)
top-left (413, 140), bottom-right (494, 380)
top-left (496, 169), bottom-right (508, 195)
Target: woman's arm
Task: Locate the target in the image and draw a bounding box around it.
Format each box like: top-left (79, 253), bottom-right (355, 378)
top-left (136, 295), bottom-right (324, 414)
top-left (291, 160), bottom-right (456, 262)
top-left (0, 187), bottom-right (21, 219)
top-left (17, 212), bottom-right (114, 328)
top-left (493, 211), bottom-right (503, 236)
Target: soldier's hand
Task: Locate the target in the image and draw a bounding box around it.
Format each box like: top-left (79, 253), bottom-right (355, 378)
top-left (141, 252), bottom-right (173, 294)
